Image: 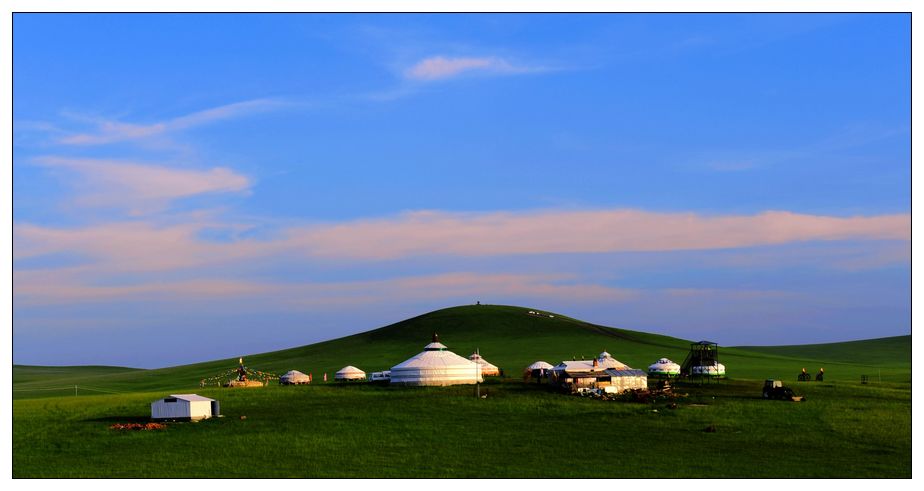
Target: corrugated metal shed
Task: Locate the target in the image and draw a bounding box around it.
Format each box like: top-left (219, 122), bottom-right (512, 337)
top-left (151, 394), bottom-right (217, 421)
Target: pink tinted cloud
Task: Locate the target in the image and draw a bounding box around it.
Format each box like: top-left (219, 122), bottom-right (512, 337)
top-left (58, 98), bottom-right (281, 145)
top-left (13, 269), bottom-right (635, 308)
top-left (404, 56), bottom-right (527, 81)
top-left (14, 208), bottom-right (909, 276)
top-left (34, 156), bottom-right (251, 212)
top-left (290, 209), bottom-right (910, 260)
top-left (14, 271), bottom-right (271, 305)
top-left (13, 220), bottom-right (269, 273)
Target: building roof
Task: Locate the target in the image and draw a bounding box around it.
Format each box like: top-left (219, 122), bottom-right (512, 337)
top-left (554, 358), bottom-right (628, 372)
top-left (562, 371), bottom-right (612, 379)
top-left (604, 369), bottom-right (648, 377)
top-left (526, 361), bottom-right (554, 370)
top-left (168, 394), bottom-right (214, 402)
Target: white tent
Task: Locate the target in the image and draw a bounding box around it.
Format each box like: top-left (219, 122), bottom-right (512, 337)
top-left (692, 362), bottom-right (726, 377)
top-left (525, 360), bottom-right (553, 381)
top-left (391, 334), bottom-right (483, 386)
top-left (335, 366), bottom-right (367, 381)
top-left (469, 350), bottom-right (500, 377)
top-left (151, 394), bottom-right (218, 421)
top-left (280, 370), bottom-right (311, 385)
top-left (648, 358), bottom-right (681, 377)
top-left (526, 361), bottom-right (554, 371)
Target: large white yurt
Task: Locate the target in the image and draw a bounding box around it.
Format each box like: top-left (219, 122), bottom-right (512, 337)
top-left (280, 370), bottom-right (311, 385)
top-left (390, 334), bottom-right (483, 386)
top-left (335, 366), bottom-right (367, 381)
top-left (648, 358), bottom-right (681, 377)
top-left (469, 350), bottom-right (500, 377)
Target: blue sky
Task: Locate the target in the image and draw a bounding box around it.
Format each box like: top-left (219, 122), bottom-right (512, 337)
top-left (12, 14), bottom-right (910, 368)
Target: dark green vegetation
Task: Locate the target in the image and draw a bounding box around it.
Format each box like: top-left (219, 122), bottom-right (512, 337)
top-left (13, 305), bottom-right (912, 478)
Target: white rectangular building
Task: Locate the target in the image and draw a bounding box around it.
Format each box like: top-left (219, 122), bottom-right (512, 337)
top-left (151, 394), bottom-right (218, 421)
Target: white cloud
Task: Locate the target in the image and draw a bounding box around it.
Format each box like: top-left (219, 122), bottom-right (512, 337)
top-left (33, 156), bottom-right (251, 213)
top-left (404, 56), bottom-right (536, 81)
top-left (57, 98), bottom-right (283, 146)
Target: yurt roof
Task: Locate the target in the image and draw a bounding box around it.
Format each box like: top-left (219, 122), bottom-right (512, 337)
top-left (393, 349), bottom-right (475, 369)
top-left (598, 351), bottom-right (612, 359)
top-left (527, 361), bottom-right (554, 370)
top-left (469, 352), bottom-right (498, 369)
top-left (336, 365), bottom-right (366, 375)
top-left (392, 337), bottom-right (477, 370)
top-left (648, 358), bottom-right (680, 368)
top-left (282, 370), bottom-right (308, 377)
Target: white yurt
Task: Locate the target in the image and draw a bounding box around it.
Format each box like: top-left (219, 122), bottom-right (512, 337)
top-left (648, 358), bottom-right (681, 377)
top-left (151, 394), bottom-right (218, 421)
top-left (692, 362), bottom-right (726, 377)
top-left (469, 350), bottom-right (500, 377)
top-left (280, 370), bottom-right (311, 385)
top-left (525, 360), bottom-right (554, 381)
top-left (390, 334), bottom-right (483, 386)
top-left (335, 366), bottom-right (367, 381)
top-left (596, 351), bottom-right (629, 370)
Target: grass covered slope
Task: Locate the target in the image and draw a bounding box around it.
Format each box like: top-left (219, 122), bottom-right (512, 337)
top-left (13, 304), bottom-right (913, 395)
top-left (14, 365), bottom-right (142, 383)
top-left (13, 381), bottom-right (911, 478)
top-left (12, 305), bottom-right (912, 478)
top-left (734, 335), bottom-right (911, 367)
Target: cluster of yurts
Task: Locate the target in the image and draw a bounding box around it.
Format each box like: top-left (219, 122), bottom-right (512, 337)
top-left (278, 334), bottom-right (727, 387)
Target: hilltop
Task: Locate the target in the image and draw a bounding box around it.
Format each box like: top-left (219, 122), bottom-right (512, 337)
top-left (13, 304), bottom-right (912, 397)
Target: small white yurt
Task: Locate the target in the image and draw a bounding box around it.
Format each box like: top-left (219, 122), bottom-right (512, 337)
top-left (469, 350), bottom-right (500, 377)
top-left (390, 334), bottom-right (483, 386)
top-left (151, 394), bottom-right (218, 421)
top-left (648, 358), bottom-right (681, 377)
top-left (692, 362), bottom-right (726, 378)
top-left (280, 370), bottom-right (311, 385)
top-left (335, 366), bottom-right (367, 381)
top-left (525, 360), bottom-right (554, 381)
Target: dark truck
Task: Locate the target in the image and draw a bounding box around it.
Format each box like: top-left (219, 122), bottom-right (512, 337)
top-left (763, 379), bottom-right (805, 402)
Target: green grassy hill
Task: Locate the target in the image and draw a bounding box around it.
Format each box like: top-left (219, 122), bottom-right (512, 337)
top-left (13, 304), bottom-right (912, 397)
top-left (734, 335), bottom-right (911, 367)
top-left (12, 304), bottom-right (912, 478)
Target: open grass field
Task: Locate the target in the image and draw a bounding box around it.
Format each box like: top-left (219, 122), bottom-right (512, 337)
top-left (12, 305), bottom-right (912, 478)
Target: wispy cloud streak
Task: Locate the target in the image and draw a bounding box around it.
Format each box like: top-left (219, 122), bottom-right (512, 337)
top-left (290, 209), bottom-right (910, 260)
top-left (33, 156), bottom-right (251, 213)
top-left (57, 99), bottom-right (283, 145)
top-left (404, 56), bottom-right (540, 81)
